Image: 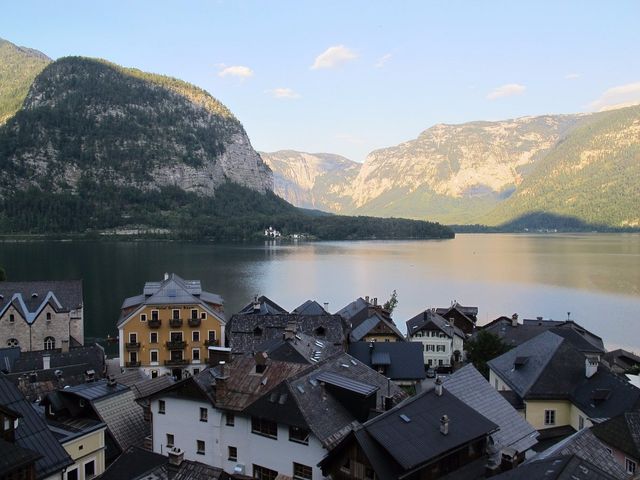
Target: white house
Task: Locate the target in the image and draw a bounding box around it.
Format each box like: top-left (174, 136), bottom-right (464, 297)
top-left (405, 309), bottom-right (465, 368)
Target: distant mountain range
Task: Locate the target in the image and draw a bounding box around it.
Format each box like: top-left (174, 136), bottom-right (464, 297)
top-left (262, 106), bottom-right (640, 229)
top-left (0, 38), bottom-right (452, 240)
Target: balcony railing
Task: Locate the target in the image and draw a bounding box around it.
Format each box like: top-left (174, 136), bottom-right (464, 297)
top-left (126, 361), bottom-right (141, 368)
top-left (188, 317), bottom-right (201, 327)
top-left (166, 340), bottom-right (186, 349)
top-left (204, 339), bottom-right (219, 347)
top-left (164, 358), bottom-right (189, 366)
top-left (125, 342), bottom-right (140, 350)
top-left (148, 319), bottom-right (161, 328)
top-left (169, 318), bottom-right (183, 328)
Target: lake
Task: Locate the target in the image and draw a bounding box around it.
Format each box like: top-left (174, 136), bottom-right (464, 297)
top-left (1, 233), bottom-right (639, 351)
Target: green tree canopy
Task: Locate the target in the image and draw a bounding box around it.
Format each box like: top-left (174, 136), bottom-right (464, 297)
top-left (464, 330), bottom-right (511, 378)
top-left (383, 289), bottom-right (398, 314)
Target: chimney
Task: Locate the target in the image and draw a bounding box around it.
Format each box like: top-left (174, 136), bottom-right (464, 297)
top-left (284, 320), bottom-right (297, 341)
top-left (253, 296), bottom-right (261, 311)
top-left (585, 357), bottom-right (598, 378)
top-left (164, 272), bottom-right (170, 281)
top-left (168, 447), bottom-right (184, 467)
top-left (323, 302), bottom-right (329, 312)
top-left (42, 354), bottom-right (51, 370)
top-left (449, 317), bottom-right (455, 329)
top-left (373, 297), bottom-right (378, 306)
top-left (511, 313), bottom-right (519, 327)
top-left (440, 415), bottom-right (449, 435)
top-left (435, 377), bottom-right (443, 396)
top-left (61, 340), bottom-right (69, 353)
top-left (365, 296), bottom-right (370, 304)
top-left (107, 374), bottom-right (117, 387)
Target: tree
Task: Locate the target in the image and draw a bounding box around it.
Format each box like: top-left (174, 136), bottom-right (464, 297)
top-left (0, 267), bottom-right (5, 281)
top-left (383, 289), bottom-right (398, 314)
top-left (465, 330), bottom-right (511, 378)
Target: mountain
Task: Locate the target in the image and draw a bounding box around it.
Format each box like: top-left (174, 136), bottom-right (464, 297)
top-left (0, 38), bottom-right (51, 124)
top-left (265, 109), bottom-right (640, 229)
top-left (259, 150), bottom-right (358, 211)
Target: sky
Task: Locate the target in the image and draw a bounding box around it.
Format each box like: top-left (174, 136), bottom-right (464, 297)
top-left (2, 1), bottom-right (640, 162)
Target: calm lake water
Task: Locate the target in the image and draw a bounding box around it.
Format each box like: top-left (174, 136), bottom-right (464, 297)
top-left (1, 234), bottom-right (639, 351)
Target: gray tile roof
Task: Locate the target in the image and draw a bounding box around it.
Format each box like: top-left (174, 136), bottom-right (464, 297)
top-left (592, 412), bottom-right (640, 461)
top-left (292, 300), bottom-right (329, 316)
top-left (236, 295), bottom-right (289, 315)
top-left (0, 374), bottom-right (72, 479)
top-left (406, 309), bottom-right (465, 339)
top-left (335, 297), bottom-right (370, 322)
top-left (0, 280), bottom-right (82, 325)
top-left (348, 342), bottom-right (426, 381)
top-left (494, 454), bottom-right (620, 480)
top-left (349, 312), bottom-right (404, 342)
top-left (444, 364), bottom-right (538, 453)
top-left (0, 438), bottom-right (42, 477)
top-left (92, 390), bottom-right (148, 451)
top-left (255, 332), bottom-right (341, 364)
top-left (532, 428), bottom-right (629, 479)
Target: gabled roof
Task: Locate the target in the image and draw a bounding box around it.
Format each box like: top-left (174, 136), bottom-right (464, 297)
top-left (292, 300), bottom-right (329, 316)
top-left (348, 342), bottom-right (425, 381)
top-left (0, 280), bottom-right (82, 325)
top-left (336, 297), bottom-right (371, 323)
top-left (435, 302), bottom-right (478, 321)
top-left (0, 374), bottom-right (72, 479)
top-left (492, 454), bottom-right (619, 480)
top-left (360, 387), bottom-right (497, 472)
top-left (349, 312), bottom-right (404, 342)
top-left (406, 309), bottom-right (465, 339)
top-left (592, 412), bottom-right (640, 460)
top-left (570, 369), bottom-right (640, 420)
top-left (255, 332), bottom-right (341, 364)
top-left (444, 364), bottom-right (538, 453)
top-left (236, 295), bottom-right (288, 315)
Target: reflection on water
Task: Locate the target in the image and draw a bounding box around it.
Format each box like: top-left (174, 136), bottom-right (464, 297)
top-left (1, 234), bottom-right (639, 351)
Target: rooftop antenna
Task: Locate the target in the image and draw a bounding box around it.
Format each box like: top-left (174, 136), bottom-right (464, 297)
top-left (567, 311), bottom-right (571, 321)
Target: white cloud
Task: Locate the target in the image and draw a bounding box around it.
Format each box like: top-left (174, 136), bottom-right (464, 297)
top-left (217, 65), bottom-right (254, 79)
top-left (486, 83), bottom-right (526, 100)
top-left (266, 88), bottom-right (301, 99)
top-left (565, 73), bottom-right (581, 80)
top-left (311, 45), bottom-right (357, 69)
top-left (374, 53), bottom-right (392, 68)
top-left (588, 81), bottom-right (640, 111)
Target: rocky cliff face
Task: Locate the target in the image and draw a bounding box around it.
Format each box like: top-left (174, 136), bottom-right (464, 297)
top-left (0, 56), bottom-right (272, 197)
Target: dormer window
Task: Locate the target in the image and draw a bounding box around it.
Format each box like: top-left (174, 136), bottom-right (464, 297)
top-left (31, 293), bottom-right (38, 298)
top-left (46, 312), bottom-right (52, 320)
top-left (8, 314), bottom-right (14, 323)
top-left (254, 327), bottom-right (263, 337)
top-left (315, 326), bottom-right (326, 336)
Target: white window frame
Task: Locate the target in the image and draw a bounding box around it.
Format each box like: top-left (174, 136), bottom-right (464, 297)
top-left (129, 332), bottom-right (137, 343)
top-left (192, 330), bottom-right (200, 342)
top-left (150, 331), bottom-right (158, 343)
top-left (170, 330), bottom-right (184, 342)
top-left (65, 466), bottom-right (79, 480)
top-left (83, 456), bottom-right (97, 479)
top-left (166, 433), bottom-right (174, 447)
top-left (150, 349), bottom-right (159, 365)
top-left (544, 409), bottom-right (556, 426)
top-left (626, 458), bottom-right (637, 474)
top-left (172, 309), bottom-right (181, 320)
top-left (197, 439), bottom-right (205, 455)
top-left (151, 309), bottom-right (159, 321)
top-left (199, 407), bottom-right (208, 422)
top-left (207, 330), bottom-right (217, 341)
top-left (192, 348), bottom-right (200, 363)
top-left (8, 313), bottom-right (15, 323)
top-left (158, 400), bottom-right (166, 414)
top-left (140, 313), bottom-right (147, 322)
top-left (201, 311), bottom-right (207, 320)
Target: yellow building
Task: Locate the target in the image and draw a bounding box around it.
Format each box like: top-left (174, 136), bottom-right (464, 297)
top-left (50, 419), bottom-right (107, 480)
top-left (117, 273), bottom-right (225, 379)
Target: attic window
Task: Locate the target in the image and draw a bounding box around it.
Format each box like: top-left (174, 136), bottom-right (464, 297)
top-left (31, 293), bottom-right (38, 298)
top-left (254, 327), bottom-right (263, 337)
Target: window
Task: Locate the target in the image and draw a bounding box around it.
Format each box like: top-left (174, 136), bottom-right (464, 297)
top-left (158, 400), bottom-right (166, 414)
top-left (46, 312), bottom-right (52, 320)
top-left (191, 309), bottom-right (198, 320)
top-left (627, 458), bottom-right (637, 475)
top-left (226, 412), bottom-right (235, 426)
top-left (151, 310), bottom-right (159, 321)
top-left (166, 433), bottom-right (174, 447)
top-left (289, 426), bottom-right (310, 445)
top-left (426, 344), bottom-right (434, 352)
top-left (66, 467), bottom-right (79, 480)
top-left (197, 440), bottom-right (205, 455)
top-left (253, 465), bottom-right (278, 480)
top-left (228, 446), bottom-right (238, 461)
top-left (151, 370), bottom-right (158, 379)
top-left (150, 350), bottom-right (158, 363)
top-left (251, 417), bottom-right (277, 439)
top-left (192, 331), bottom-right (200, 342)
top-left (365, 467), bottom-right (374, 480)
top-left (140, 313), bottom-right (147, 322)
top-left (544, 409), bottom-right (556, 426)
top-left (172, 309), bottom-right (180, 320)
top-left (193, 368), bottom-right (200, 375)
top-left (436, 345), bottom-right (446, 352)
top-left (201, 312), bottom-right (207, 320)
top-left (293, 463), bottom-right (312, 480)
top-left (44, 336), bottom-right (55, 350)
top-left (253, 327), bottom-right (262, 337)
top-left (208, 330), bottom-right (216, 341)
top-left (8, 314), bottom-right (14, 323)
top-left (170, 331), bottom-right (183, 342)
top-left (84, 459), bottom-right (96, 479)
top-left (150, 332), bottom-right (158, 343)
top-left (438, 359), bottom-right (444, 366)
top-left (340, 459), bottom-right (351, 474)
top-left (200, 407), bottom-right (208, 422)
top-left (193, 348), bottom-right (200, 361)
top-left (129, 351), bottom-right (138, 363)
top-left (129, 332), bottom-right (137, 343)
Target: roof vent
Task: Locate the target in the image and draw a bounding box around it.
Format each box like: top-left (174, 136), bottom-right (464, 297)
top-left (435, 377), bottom-right (443, 396)
top-left (164, 272), bottom-right (169, 281)
top-left (399, 414), bottom-right (411, 423)
top-left (440, 415), bottom-right (449, 435)
top-left (514, 356), bottom-right (529, 368)
top-left (31, 293), bottom-right (38, 298)
top-left (107, 375), bottom-right (117, 387)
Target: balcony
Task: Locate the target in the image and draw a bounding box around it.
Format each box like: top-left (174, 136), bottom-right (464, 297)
top-left (125, 342), bottom-right (140, 350)
top-left (166, 340), bottom-right (186, 349)
top-left (204, 339), bottom-right (219, 347)
top-left (169, 318), bottom-right (183, 328)
top-left (148, 319), bottom-right (161, 328)
top-left (164, 358), bottom-right (189, 366)
top-left (126, 361), bottom-right (141, 368)
top-left (188, 317), bottom-right (201, 327)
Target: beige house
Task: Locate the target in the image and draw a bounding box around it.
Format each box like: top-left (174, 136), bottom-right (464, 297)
top-left (49, 418), bottom-right (107, 480)
top-left (0, 281), bottom-right (84, 352)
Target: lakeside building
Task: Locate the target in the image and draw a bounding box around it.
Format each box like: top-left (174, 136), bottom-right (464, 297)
top-left (405, 309), bottom-right (466, 369)
top-left (348, 341), bottom-right (426, 387)
top-left (337, 297), bottom-right (405, 343)
top-left (117, 274), bottom-right (226, 380)
top-left (0, 280), bottom-right (84, 352)
top-left (434, 302), bottom-right (478, 335)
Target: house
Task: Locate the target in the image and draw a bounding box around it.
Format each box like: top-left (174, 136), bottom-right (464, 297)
top-left (42, 378), bottom-right (148, 464)
top-left (491, 454), bottom-right (620, 480)
top-left (140, 352), bottom-right (406, 479)
top-left (405, 309), bottom-right (465, 369)
top-left (236, 296), bottom-right (289, 316)
top-left (591, 412), bottom-right (640, 476)
top-left (0, 403), bottom-right (41, 480)
top-left (348, 342), bottom-right (425, 386)
top-left (0, 344), bottom-right (105, 401)
top-left (336, 297), bottom-right (404, 344)
top-left (434, 302), bottom-right (478, 335)
top-left (487, 331), bottom-right (640, 438)
top-left (478, 315), bottom-right (605, 355)
top-left (0, 280), bottom-right (84, 352)
top-left (227, 312), bottom-right (347, 355)
top-left (255, 331), bottom-right (342, 364)
top-left (0, 373), bottom-right (73, 479)
top-left (603, 349), bottom-right (640, 374)
top-left (117, 273), bottom-right (226, 380)
top-left (319, 379), bottom-right (498, 480)
top-left (443, 364), bottom-right (539, 469)
top-left (292, 300), bottom-right (330, 316)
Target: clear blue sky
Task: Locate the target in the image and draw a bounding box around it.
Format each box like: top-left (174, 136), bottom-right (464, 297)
top-left (2, 1), bottom-right (639, 161)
